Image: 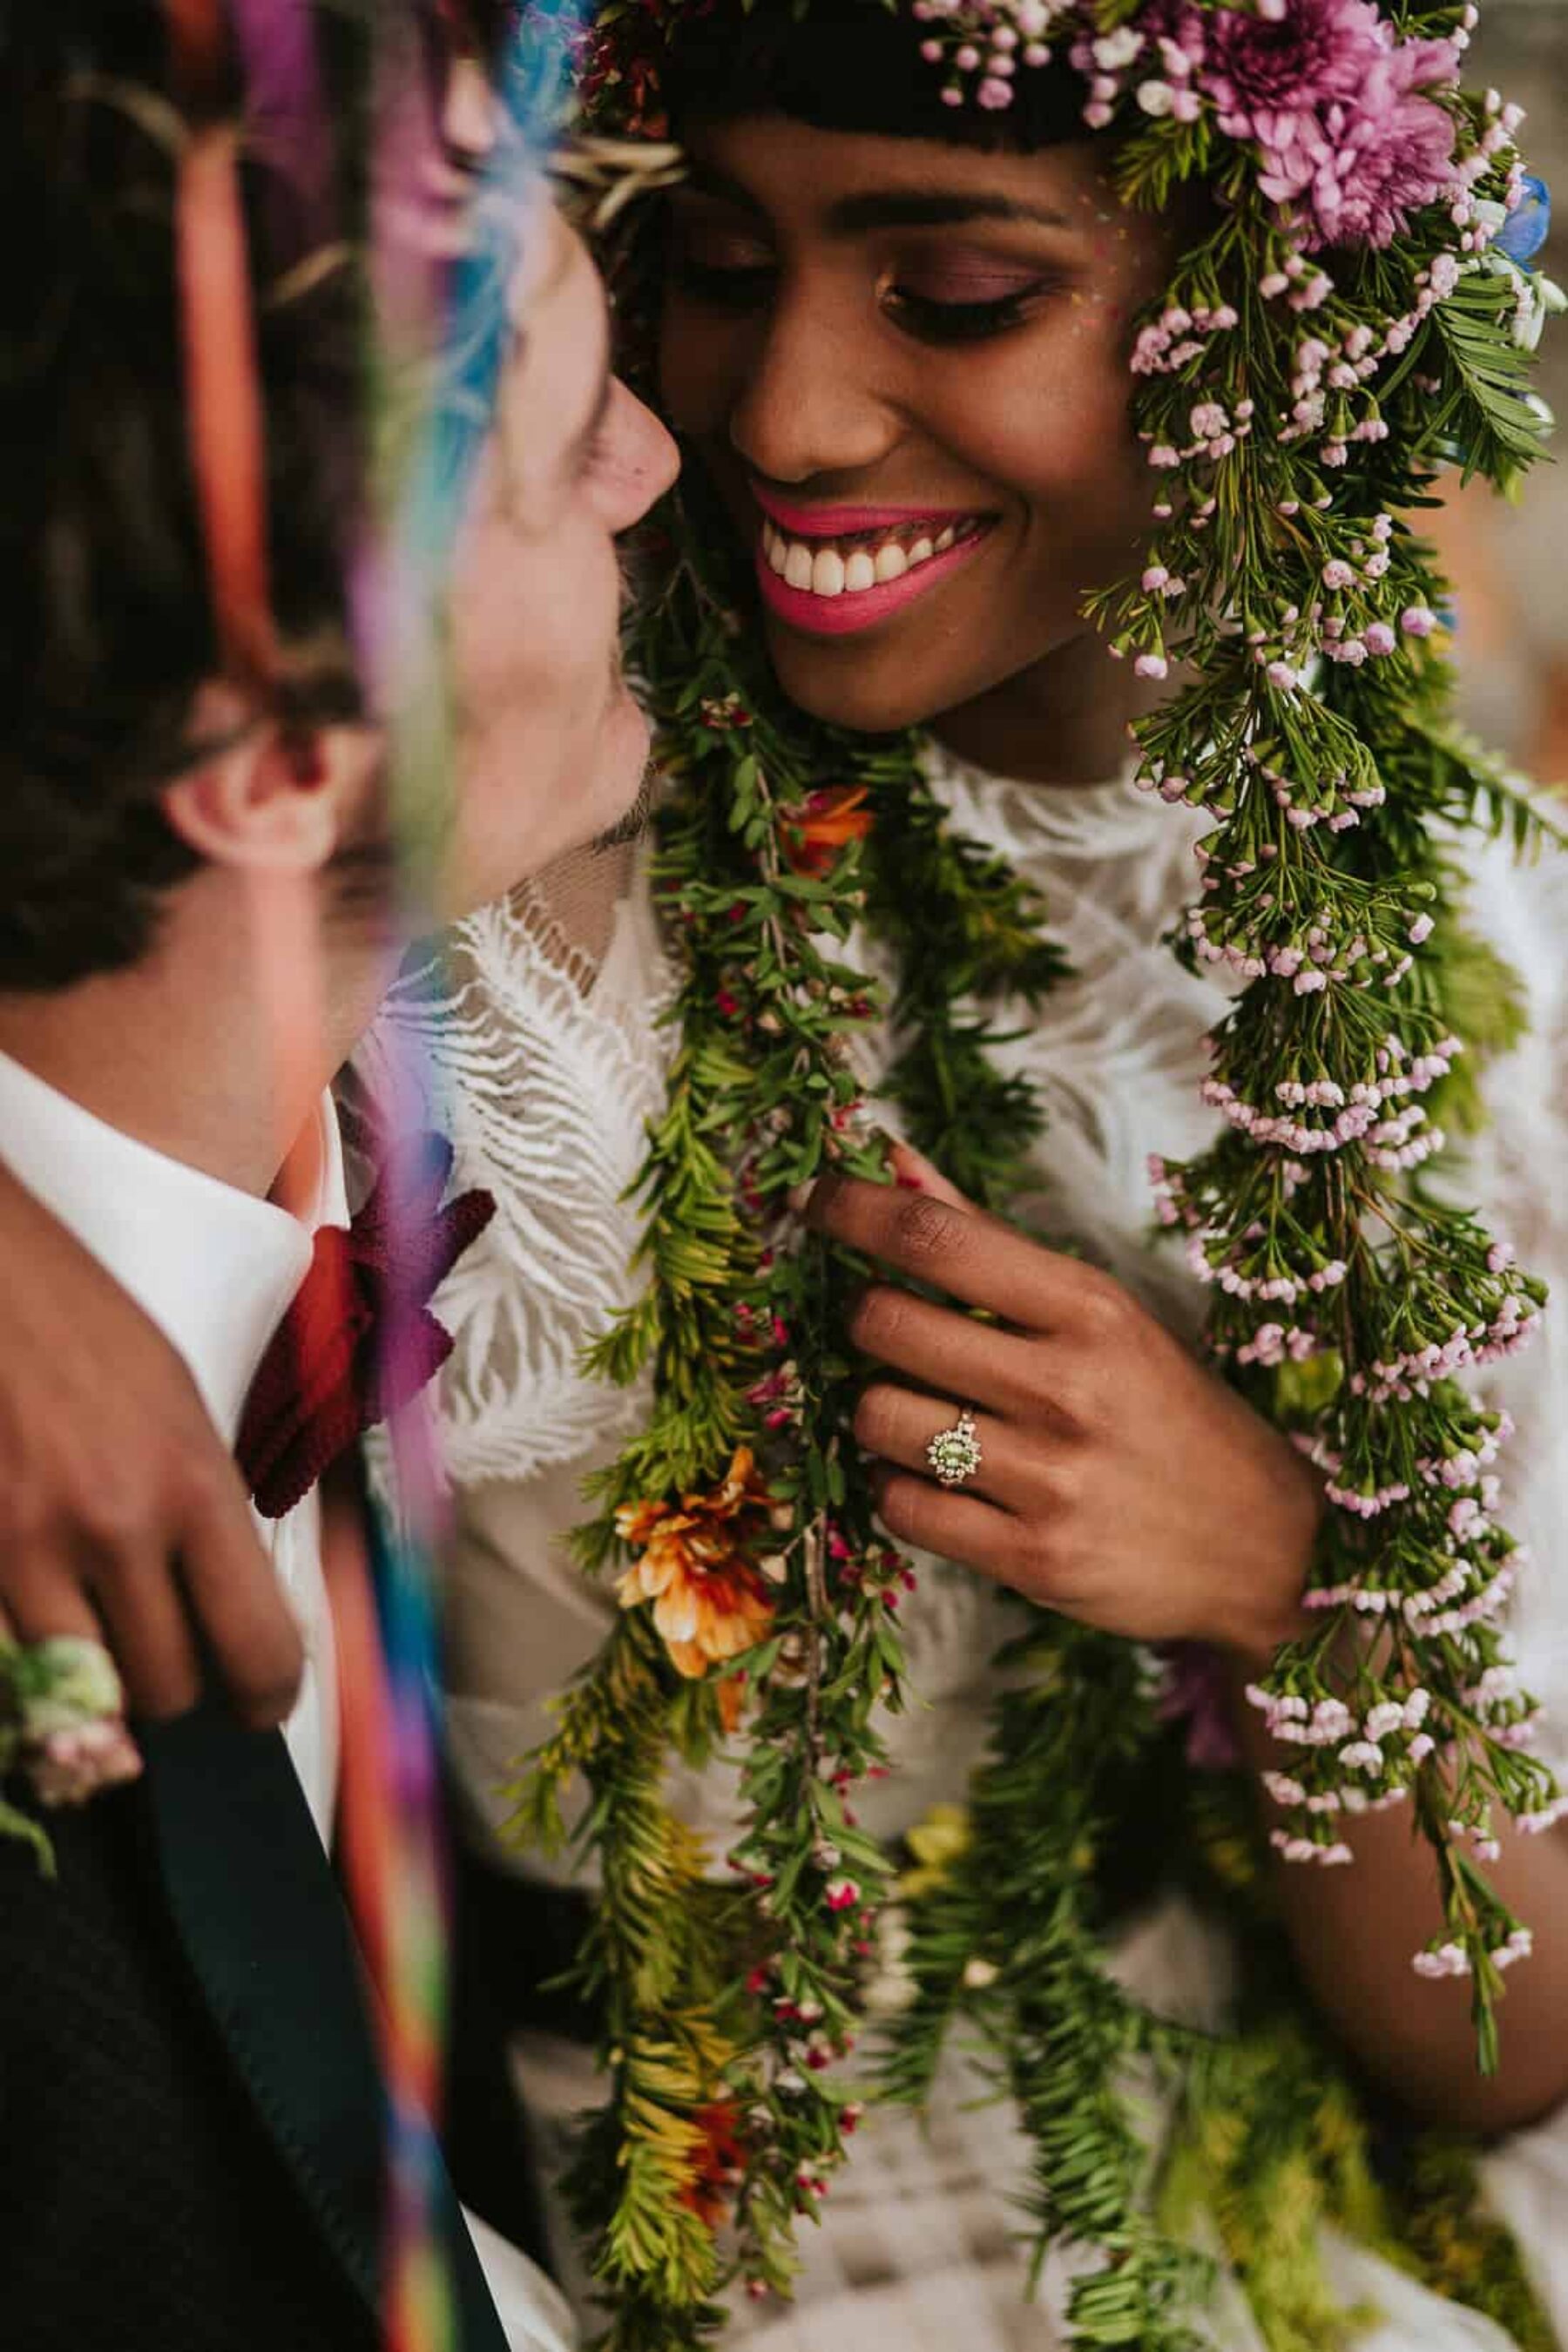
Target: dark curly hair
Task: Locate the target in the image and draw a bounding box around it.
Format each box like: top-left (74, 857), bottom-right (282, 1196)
top-left (0, 2), bottom-right (509, 991)
top-left (659, 0), bottom-right (1095, 151)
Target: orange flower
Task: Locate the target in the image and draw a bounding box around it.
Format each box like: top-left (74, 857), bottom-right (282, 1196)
top-left (615, 1448), bottom-right (776, 1680)
top-left (782, 785), bottom-right (874, 878)
top-left (716, 1673), bottom-right (749, 1735)
top-left (678, 2100), bottom-right (747, 2229)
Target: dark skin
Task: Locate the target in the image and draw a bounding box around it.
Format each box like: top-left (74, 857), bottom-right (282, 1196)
top-left (0, 1158), bottom-right (302, 1727)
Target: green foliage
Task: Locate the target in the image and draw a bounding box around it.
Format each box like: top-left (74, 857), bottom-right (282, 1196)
top-left (1430, 268), bottom-right (1555, 489)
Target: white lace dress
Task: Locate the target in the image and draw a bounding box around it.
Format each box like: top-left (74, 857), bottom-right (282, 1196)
top-left (357, 747), bottom-right (1568, 2352)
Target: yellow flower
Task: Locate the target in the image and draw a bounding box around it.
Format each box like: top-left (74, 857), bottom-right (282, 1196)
top-left (898, 1801), bottom-right (973, 1900)
top-left (615, 1448), bottom-right (776, 1680)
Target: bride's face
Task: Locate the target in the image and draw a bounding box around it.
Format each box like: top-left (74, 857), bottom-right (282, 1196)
top-left (659, 116), bottom-right (1175, 736)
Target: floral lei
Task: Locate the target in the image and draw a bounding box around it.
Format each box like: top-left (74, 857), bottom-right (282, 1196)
top-left (515, 4), bottom-right (1568, 2348)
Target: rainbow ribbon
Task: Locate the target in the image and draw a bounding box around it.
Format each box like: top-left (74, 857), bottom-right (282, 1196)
top-left (160, 3), bottom-right (577, 2344)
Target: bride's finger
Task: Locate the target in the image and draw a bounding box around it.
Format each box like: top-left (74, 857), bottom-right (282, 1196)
top-left (808, 1173), bottom-right (1078, 1333)
top-left (6, 1544), bottom-right (112, 1653)
top-left (867, 1463), bottom-right (1022, 1585)
top-left (885, 1139), bottom-right (970, 1211)
top-left (853, 1382), bottom-right (1040, 1516)
top-left (846, 1284), bottom-right (1046, 1421)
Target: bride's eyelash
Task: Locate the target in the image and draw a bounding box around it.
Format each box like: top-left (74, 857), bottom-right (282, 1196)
top-left (882, 286), bottom-right (1046, 344)
top-left (669, 253), bottom-right (1051, 345)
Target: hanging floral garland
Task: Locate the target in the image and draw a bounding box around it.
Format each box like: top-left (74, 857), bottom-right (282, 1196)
top-left (514, 6), bottom-right (1568, 2349)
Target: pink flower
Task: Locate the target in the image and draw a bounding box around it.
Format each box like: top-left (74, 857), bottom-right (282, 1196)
top-left (824, 1876), bottom-right (862, 1912)
top-left (1204, 0), bottom-right (1382, 136)
top-left (1156, 1643), bottom-right (1242, 1770)
top-left (1256, 36), bottom-right (1462, 251)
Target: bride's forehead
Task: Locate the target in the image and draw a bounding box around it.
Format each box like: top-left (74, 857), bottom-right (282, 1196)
top-left (684, 114), bottom-right (1113, 218)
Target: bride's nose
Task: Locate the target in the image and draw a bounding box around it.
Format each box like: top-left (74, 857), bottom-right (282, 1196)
top-left (726, 281), bottom-right (900, 487)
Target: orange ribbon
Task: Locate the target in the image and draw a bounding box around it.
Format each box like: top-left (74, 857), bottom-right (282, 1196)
top-left (166, 0), bottom-right (277, 687)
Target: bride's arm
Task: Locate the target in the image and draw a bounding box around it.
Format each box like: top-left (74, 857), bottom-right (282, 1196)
top-left (1230, 1650), bottom-right (1568, 2133)
top-left (0, 1156), bottom-right (303, 1726)
top-left (811, 1165), bottom-right (1568, 2137)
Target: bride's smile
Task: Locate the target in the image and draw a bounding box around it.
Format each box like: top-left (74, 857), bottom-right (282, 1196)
top-left (753, 486), bottom-right (998, 637)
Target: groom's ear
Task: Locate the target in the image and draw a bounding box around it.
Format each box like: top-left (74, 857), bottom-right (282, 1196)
top-left (161, 684), bottom-right (382, 881)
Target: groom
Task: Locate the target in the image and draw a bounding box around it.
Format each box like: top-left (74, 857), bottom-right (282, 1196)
top-left (0, 5), bottom-right (674, 2348)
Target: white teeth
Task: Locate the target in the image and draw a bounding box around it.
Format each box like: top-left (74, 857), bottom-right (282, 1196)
top-left (762, 518), bottom-right (977, 597)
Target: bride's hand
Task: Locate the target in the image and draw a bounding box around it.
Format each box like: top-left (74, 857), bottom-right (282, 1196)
top-left (0, 1159), bottom-right (303, 1729)
top-left (808, 1159), bottom-right (1322, 1666)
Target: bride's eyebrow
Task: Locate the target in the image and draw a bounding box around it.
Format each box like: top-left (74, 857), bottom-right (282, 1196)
top-left (825, 190), bottom-right (1074, 235)
top-left (677, 164), bottom-right (1072, 238)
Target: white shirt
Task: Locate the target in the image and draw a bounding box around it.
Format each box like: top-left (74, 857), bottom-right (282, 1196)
top-left (0, 1049), bottom-right (343, 1839)
top-left (0, 1048), bottom-right (577, 2352)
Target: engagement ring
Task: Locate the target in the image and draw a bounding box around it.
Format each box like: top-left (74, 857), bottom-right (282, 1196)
top-left (926, 1409), bottom-right (983, 1490)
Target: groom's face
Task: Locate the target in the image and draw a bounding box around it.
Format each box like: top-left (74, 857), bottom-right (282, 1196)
top-left (436, 208), bottom-right (679, 917)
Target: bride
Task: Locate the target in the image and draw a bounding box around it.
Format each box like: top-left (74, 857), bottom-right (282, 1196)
top-left (356, 4), bottom-right (1568, 2349)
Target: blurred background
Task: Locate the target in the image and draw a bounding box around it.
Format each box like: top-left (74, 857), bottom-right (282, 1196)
top-left (1432, 0), bottom-right (1568, 781)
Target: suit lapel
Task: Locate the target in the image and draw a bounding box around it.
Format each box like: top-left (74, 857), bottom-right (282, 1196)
top-left (140, 1699), bottom-right (389, 2320)
top-left (140, 1694), bottom-right (514, 2352)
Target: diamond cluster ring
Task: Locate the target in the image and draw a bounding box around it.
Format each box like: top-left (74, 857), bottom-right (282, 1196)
top-left (926, 1409), bottom-right (983, 1489)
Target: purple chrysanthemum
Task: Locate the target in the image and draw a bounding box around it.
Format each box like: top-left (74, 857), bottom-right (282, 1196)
top-left (1202, 0), bottom-right (1387, 139)
top-left (1256, 33), bottom-right (1462, 250)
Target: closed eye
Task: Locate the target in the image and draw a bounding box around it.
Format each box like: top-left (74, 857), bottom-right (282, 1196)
top-left (882, 286), bottom-right (1049, 344)
top-left (668, 252), bottom-right (1057, 345)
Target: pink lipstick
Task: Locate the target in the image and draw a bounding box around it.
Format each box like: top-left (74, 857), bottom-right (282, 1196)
top-left (754, 531), bottom-right (990, 637)
top-left (752, 486), bottom-right (982, 541)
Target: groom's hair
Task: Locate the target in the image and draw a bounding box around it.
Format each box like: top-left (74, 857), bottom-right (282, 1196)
top-left (0, 0), bottom-right (510, 994)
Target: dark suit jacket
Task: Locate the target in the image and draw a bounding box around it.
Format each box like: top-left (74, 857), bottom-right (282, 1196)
top-left (0, 1695), bottom-right (513, 2352)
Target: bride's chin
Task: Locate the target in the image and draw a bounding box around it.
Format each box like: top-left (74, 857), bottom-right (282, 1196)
top-left (763, 628), bottom-right (948, 738)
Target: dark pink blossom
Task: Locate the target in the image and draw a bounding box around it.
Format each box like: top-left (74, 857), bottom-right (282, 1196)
top-left (1202, 0), bottom-right (1386, 139)
top-left (1256, 34), bottom-right (1462, 250)
top-left (1157, 1643), bottom-right (1242, 1771)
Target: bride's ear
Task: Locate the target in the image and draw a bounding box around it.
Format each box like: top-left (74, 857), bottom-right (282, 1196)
top-left (161, 686), bottom-right (380, 879)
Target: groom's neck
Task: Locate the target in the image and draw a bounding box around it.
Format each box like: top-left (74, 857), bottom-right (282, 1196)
top-left (0, 869), bottom-right (386, 1201)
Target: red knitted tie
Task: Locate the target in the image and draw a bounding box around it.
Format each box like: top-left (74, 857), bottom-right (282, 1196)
top-left (238, 1132), bottom-right (495, 1519)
